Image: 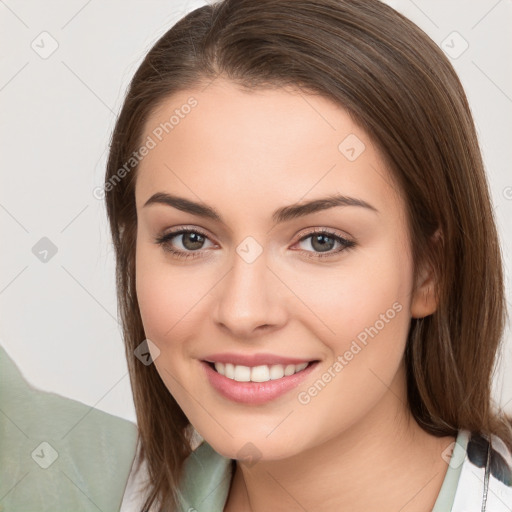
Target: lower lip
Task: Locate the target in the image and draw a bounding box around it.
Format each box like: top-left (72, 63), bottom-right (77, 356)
top-left (201, 360), bottom-right (319, 405)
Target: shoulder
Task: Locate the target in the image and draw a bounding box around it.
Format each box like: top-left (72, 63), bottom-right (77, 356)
top-left (0, 343), bottom-right (138, 511)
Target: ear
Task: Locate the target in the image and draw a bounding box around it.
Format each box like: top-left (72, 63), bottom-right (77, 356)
top-left (410, 229), bottom-right (441, 319)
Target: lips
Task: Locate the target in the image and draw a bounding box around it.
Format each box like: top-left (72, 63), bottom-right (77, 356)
top-left (200, 356), bottom-right (320, 404)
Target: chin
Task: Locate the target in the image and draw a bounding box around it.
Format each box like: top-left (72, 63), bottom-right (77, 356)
top-left (197, 426), bottom-right (311, 463)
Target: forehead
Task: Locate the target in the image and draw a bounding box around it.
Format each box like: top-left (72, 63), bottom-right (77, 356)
top-left (134, 79), bottom-right (402, 220)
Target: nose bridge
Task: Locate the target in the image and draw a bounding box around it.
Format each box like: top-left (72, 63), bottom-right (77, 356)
top-left (212, 237), bottom-right (285, 335)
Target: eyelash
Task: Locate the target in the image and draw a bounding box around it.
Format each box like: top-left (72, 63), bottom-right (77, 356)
top-left (154, 226), bottom-right (356, 261)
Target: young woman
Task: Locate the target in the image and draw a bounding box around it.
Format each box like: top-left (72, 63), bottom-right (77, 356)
top-left (104, 0), bottom-right (512, 510)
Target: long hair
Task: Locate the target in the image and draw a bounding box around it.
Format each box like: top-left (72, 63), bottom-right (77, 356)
top-left (104, 0), bottom-right (512, 509)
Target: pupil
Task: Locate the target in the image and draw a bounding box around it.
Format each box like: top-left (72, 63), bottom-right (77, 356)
top-left (312, 234), bottom-right (334, 252)
top-left (184, 233), bottom-right (204, 250)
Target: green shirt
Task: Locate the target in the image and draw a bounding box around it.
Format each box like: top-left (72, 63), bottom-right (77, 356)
top-left (0, 344), bottom-right (138, 512)
top-left (121, 430), bottom-right (468, 511)
top-left (122, 426), bottom-right (512, 511)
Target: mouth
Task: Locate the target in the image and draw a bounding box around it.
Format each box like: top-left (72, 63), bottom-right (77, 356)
top-left (201, 359), bottom-right (320, 404)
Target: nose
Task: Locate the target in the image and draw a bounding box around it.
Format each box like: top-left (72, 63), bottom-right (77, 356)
top-left (211, 245), bottom-right (287, 339)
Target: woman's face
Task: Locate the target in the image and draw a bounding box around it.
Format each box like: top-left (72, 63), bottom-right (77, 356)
top-left (134, 78), bottom-right (435, 460)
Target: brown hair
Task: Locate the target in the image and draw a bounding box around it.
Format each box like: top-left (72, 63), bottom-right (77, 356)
top-left (104, 0), bottom-right (512, 509)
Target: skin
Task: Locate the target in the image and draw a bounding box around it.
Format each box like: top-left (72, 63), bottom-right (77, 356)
top-left (134, 78), bottom-right (454, 511)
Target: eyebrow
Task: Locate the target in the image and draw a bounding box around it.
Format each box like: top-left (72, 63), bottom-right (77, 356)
top-left (143, 192), bottom-right (378, 224)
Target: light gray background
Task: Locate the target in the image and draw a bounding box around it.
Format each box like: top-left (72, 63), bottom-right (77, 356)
top-left (1, 0), bottom-right (511, 424)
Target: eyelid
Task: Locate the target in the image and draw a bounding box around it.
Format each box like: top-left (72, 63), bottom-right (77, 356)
top-left (295, 226), bottom-right (353, 241)
top-left (157, 225), bottom-right (214, 242)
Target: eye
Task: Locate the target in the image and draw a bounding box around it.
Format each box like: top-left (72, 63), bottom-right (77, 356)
top-left (293, 229), bottom-right (356, 259)
top-left (154, 226), bottom-right (356, 261)
top-left (154, 227), bottom-right (215, 260)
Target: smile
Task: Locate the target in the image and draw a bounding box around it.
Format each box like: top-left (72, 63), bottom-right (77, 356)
top-left (201, 359), bottom-right (320, 404)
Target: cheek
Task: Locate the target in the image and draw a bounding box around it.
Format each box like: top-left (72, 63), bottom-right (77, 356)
top-left (342, 263), bottom-right (411, 349)
top-left (135, 242), bottom-right (189, 343)
top-left (135, 260), bottom-right (174, 342)
top-left (278, 246), bottom-right (413, 356)
top-left (290, 258), bottom-right (412, 442)
top-left (135, 241), bottom-right (219, 354)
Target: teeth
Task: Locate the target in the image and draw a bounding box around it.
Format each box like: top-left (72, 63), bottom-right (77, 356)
top-left (234, 365), bottom-right (251, 382)
top-left (213, 361), bottom-right (310, 382)
top-left (251, 365), bottom-right (270, 382)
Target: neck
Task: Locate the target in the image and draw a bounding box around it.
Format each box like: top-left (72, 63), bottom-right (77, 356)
top-left (225, 366), bottom-right (455, 512)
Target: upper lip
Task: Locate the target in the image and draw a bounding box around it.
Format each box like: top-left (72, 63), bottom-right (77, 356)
top-left (203, 352), bottom-right (317, 367)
